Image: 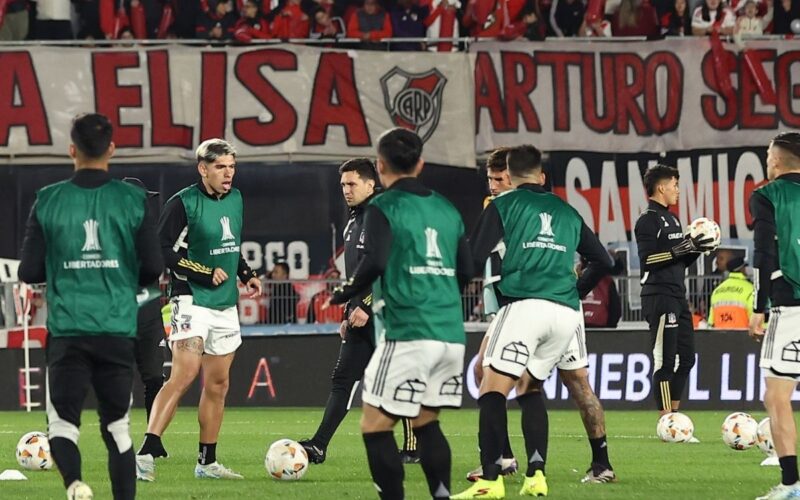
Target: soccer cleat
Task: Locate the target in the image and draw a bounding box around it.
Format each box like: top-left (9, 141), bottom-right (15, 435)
top-left (299, 439), bottom-right (326, 464)
top-left (466, 458), bottom-right (518, 482)
top-left (755, 481), bottom-right (800, 500)
top-left (519, 470), bottom-right (548, 496)
top-left (400, 449), bottom-right (420, 464)
top-left (136, 454), bottom-right (155, 482)
top-left (761, 454), bottom-right (780, 467)
top-left (66, 480), bottom-right (93, 500)
top-left (451, 477), bottom-right (505, 499)
top-left (194, 461), bottom-right (244, 479)
top-left (581, 464), bottom-right (618, 484)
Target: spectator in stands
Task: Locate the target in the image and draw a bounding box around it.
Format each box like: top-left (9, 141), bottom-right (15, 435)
top-left (0, 0), bottom-right (28, 40)
top-left (35, 0), bottom-right (73, 39)
top-left (307, 269), bottom-right (346, 324)
top-left (549, 0), bottom-right (586, 36)
top-left (708, 257), bottom-right (753, 329)
top-left (463, 0), bottom-right (527, 36)
top-left (197, 0), bottom-right (238, 39)
top-left (74, 0), bottom-right (104, 40)
top-left (310, 7), bottom-right (346, 39)
top-left (735, 0), bottom-right (771, 35)
top-left (268, 262), bottom-right (300, 324)
top-left (771, 0), bottom-right (800, 34)
top-left (271, 0), bottom-right (312, 38)
top-left (503, 0), bottom-right (547, 40)
top-left (389, 0), bottom-right (429, 50)
top-left (610, 0), bottom-right (659, 36)
top-left (691, 0), bottom-right (736, 35)
top-left (422, 0), bottom-right (460, 51)
top-left (578, 256), bottom-right (622, 328)
top-left (235, 0), bottom-right (272, 41)
top-left (661, 0), bottom-right (692, 35)
top-left (347, 0), bottom-right (392, 48)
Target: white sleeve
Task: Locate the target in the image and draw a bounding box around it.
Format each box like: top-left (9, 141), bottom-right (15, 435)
top-left (691, 6), bottom-right (706, 29)
top-left (550, 0), bottom-right (565, 37)
top-left (722, 8), bottom-right (736, 28)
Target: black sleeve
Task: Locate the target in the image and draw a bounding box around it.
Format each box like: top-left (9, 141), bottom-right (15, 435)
top-left (635, 213), bottom-right (680, 271)
top-left (468, 203), bottom-right (504, 277)
top-left (18, 200), bottom-right (46, 284)
top-left (575, 221), bottom-right (614, 298)
top-left (136, 195), bottom-right (164, 286)
top-left (607, 279), bottom-right (622, 328)
top-left (237, 255), bottom-right (256, 283)
top-left (331, 205), bottom-right (392, 304)
top-left (456, 234), bottom-right (474, 291)
top-left (159, 197), bottom-right (215, 287)
top-left (751, 191), bottom-right (776, 313)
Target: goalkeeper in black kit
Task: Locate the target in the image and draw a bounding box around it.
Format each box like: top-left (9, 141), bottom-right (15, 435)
top-left (634, 164), bottom-right (715, 424)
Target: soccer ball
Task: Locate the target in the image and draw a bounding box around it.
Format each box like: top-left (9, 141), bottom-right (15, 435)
top-left (757, 417), bottom-right (775, 455)
top-left (15, 431), bottom-right (52, 470)
top-left (721, 412), bottom-right (758, 450)
top-left (657, 412), bottom-right (694, 442)
top-left (265, 439), bottom-right (308, 480)
top-left (687, 217), bottom-right (721, 253)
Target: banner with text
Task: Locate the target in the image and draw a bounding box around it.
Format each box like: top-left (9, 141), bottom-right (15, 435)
top-left (0, 46), bottom-right (474, 166)
top-left (473, 39), bottom-right (800, 154)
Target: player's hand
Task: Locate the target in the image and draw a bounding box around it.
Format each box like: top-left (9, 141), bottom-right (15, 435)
top-left (339, 320), bottom-right (348, 339)
top-left (212, 268), bottom-right (228, 286)
top-left (749, 312), bottom-right (766, 342)
top-left (245, 276), bottom-right (262, 298)
top-left (349, 306), bottom-right (369, 328)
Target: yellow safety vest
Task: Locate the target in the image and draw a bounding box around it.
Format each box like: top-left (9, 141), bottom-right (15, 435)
top-left (708, 272), bottom-right (754, 329)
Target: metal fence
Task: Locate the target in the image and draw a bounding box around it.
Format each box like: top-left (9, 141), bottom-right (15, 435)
top-left (0, 275), bottom-right (733, 330)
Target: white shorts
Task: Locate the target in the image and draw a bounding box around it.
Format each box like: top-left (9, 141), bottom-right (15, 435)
top-left (760, 306), bottom-right (800, 381)
top-left (169, 295), bottom-right (242, 356)
top-left (362, 339), bottom-right (465, 418)
top-left (482, 299), bottom-right (583, 381)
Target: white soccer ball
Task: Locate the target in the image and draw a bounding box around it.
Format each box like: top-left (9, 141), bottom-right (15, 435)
top-left (757, 417), bottom-right (775, 456)
top-left (687, 217), bottom-right (721, 252)
top-left (657, 412), bottom-right (694, 443)
top-left (15, 431), bottom-right (52, 470)
top-left (721, 412), bottom-right (758, 450)
top-left (265, 439), bottom-right (308, 481)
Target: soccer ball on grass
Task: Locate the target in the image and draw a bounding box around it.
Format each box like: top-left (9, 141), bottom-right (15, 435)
top-left (657, 412), bottom-right (694, 443)
top-left (16, 431), bottom-right (52, 470)
top-left (721, 412), bottom-right (758, 450)
top-left (265, 439), bottom-right (308, 480)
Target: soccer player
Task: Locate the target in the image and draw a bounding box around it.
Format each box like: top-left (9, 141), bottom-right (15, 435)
top-left (18, 113), bottom-right (163, 500)
top-left (299, 157), bottom-right (418, 465)
top-left (634, 165), bottom-right (714, 420)
top-left (453, 145), bottom-right (613, 499)
top-left (123, 177), bottom-right (166, 424)
top-left (750, 132), bottom-right (800, 500)
top-left (135, 138), bottom-right (262, 481)
top-left (467, 147), bottom-right (617, 490)
top-left (330, 128), bottom-right (473, 500)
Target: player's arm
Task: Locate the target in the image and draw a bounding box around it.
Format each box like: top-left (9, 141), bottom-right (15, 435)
top-left (18, 200), bottom-right (46, 284)
top-left (750, 191), bottom-right (776, 314)
top-left (159, 197), bottom-right (215, 287)
top-left (635, 212), bottom-right (710, 271)
top-left (237, 255), bottom-right (257, 283)
top-left (136, 194), bottom-right (164, 286)
top-left (575, 221), bottom-right (614, 298)
top-left (468, 202), bottom-right (504, 276)
top-left (331, 206), bottom-right (392, 305)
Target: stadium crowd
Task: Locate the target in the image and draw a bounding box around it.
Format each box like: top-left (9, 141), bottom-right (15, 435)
top-left (0, 0), bottom-right (797, 47)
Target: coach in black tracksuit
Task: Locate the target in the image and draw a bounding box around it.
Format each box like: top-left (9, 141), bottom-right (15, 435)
top-left (634, 165), bottom-right (714, 415)
top-left (300, 158), bottom-right (417, 464)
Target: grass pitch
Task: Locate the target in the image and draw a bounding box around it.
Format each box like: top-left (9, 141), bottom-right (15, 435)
top-left (0, 408), bottom-right (785, 499)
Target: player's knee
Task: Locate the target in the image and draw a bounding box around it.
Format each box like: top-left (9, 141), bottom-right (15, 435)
top-left (102, 414), bottom-right (132, 454)
top-left (205, 378), bottom-right (230, 399)
top-left (49, 419), bottom-right (80, 445)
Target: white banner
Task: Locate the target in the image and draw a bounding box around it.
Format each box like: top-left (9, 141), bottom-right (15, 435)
top-left (0, 45), bottom-right (475, 167)
top-left (472, 39), bottom-right (800, 154)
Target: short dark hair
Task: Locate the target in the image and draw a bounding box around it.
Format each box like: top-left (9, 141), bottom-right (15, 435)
top-left (486, 147), bottom-right (511, 172)
top-left (771, 132), bottom-right (800, 162)
top-left (643, 164), bottom-right (680, 196)
top-left (506, 145), bottom-right (542, 177)
top-left (338, 157), bottom-right (377, 182)
top-left (377, 128), bottom-right (423, 174)
top-left (70, 113), bottom-right (113, 159)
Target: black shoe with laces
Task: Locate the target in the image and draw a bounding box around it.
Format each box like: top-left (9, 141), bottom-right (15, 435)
top-left (299, 439), bottom-right (326, 464)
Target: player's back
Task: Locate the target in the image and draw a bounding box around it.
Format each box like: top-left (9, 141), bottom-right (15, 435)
top-left (491, 187), bottom-right (583, 310)
top-left (370, 187), bottom-right (465, 344)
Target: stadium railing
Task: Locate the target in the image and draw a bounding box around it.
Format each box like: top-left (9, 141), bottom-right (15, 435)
top-left (0, 275), bottom-right (738, 335)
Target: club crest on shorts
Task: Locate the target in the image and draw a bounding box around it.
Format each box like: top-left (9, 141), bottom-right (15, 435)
top-left (380, 67), bottom-right (447, 143)
top-left (668, 313), bottom-right (677, 324)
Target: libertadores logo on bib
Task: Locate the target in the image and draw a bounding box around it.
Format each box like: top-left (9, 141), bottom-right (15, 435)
top-left (220, 216), bottom-right (235, 241)
top-left (81, 219), bottom-right (101, 252)
top-left (380, 67), bottom-right (447, 143)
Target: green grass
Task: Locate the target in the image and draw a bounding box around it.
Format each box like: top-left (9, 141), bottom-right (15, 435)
top-left (0, 408), bottom-right (786, 499)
